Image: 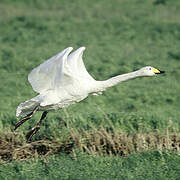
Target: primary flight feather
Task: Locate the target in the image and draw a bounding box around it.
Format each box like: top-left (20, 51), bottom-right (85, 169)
top-left (15, 47), bottom-right (165, 141)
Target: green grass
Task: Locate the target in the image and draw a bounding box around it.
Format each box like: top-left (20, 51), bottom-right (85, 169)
top-left (0, 151), bottom-right (180, 180)
top-left (0, 0), bottom-right (180, 179)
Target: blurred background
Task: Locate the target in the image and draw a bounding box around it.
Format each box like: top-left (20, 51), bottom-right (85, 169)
top-left (0, 0), bottom-right (179, 134)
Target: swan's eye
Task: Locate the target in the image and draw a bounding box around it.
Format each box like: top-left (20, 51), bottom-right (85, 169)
top-left (149, 68), bottom-right (152, 70)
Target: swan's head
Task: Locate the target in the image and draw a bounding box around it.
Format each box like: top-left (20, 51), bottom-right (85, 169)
top-left (139, 66), bottom-right (165, 76)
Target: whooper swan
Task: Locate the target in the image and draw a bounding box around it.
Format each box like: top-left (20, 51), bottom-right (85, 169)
top-left (15, 47), bottom-right (165, 141)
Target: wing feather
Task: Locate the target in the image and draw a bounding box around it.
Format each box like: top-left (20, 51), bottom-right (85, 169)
top-left (28, 47), bottom-right (73, 93)
top-left (67, 47), bottom-right (94, 80)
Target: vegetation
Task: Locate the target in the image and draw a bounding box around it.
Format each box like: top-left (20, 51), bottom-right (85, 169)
top-left (1, 151), bottom-right (180, 180)
top-left (0, 0), bottom-right (180, 179)
top-left (0, 128), bottom-right (179, 162)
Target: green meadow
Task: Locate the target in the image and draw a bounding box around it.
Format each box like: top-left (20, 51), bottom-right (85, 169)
top-left (0, 0), bottom-right (180, 179)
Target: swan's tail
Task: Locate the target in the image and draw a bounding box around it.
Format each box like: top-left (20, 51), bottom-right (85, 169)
top-left (16, 99), bottom-right (40, 117)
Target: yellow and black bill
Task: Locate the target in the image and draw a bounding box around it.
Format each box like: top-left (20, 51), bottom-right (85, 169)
top-left (152, 68), bottom-right (165, 74)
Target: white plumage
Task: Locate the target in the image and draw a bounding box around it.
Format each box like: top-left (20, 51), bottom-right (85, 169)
top-left (16, 47), bottom-right (95, 117)
top-left (15, 46), bottom-right (164, 140)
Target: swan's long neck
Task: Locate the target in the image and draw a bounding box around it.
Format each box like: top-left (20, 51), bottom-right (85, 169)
top-left (92, 70), bottom-right (144, 93)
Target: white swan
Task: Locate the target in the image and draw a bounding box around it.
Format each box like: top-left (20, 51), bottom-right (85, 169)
top-left (15, 47), bottom-right (165, 140)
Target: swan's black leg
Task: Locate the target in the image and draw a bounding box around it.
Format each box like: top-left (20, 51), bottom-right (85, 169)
top-left (26, 111), bottom-right (48, 141)
top-left (14, 105), bottom-right (40, 131)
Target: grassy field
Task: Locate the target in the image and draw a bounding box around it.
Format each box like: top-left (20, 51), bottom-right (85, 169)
top-left (1, 151), bottom-right (180, 180)
top-left (0, 0), bottom-right (180, 179)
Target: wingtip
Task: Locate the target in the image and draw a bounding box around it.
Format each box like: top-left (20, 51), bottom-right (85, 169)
top-left (75, 47), bottom-right (86, 54)
top-left (80, 46), bottom-right (86, 51)
top-left (64, 47), bottom-right (73, 54)
top-left (67, 47), bottom-right (73, 51)
top-left (67, 46), bottom-right (85, 52)
top-left (62, 47), bottom-right (74, 61)
top-left (65, 47), bottom-right (73, 54)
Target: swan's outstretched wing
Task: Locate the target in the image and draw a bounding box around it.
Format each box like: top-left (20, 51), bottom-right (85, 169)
top-left (67, 47), bottom-right (94, 81)
top-left (28, 47), bottom-right (73, 93)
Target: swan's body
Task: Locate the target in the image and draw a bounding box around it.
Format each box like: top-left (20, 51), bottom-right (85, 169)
top-left (15, 47), bottom-right (164, 140)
